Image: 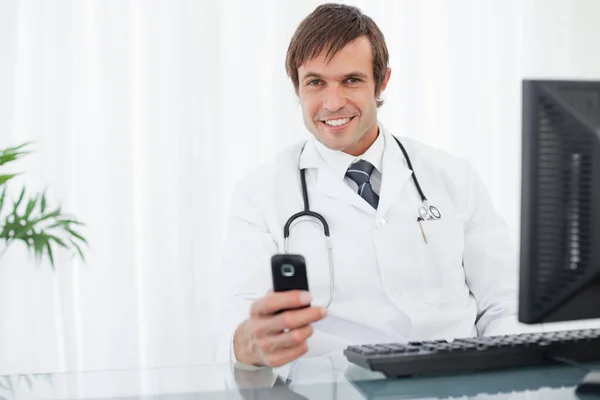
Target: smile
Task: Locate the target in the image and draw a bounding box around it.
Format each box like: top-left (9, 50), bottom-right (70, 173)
top-left (322, 117), bottom-right (354, 127)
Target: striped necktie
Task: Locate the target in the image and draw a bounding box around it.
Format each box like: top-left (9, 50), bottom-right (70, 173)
top-left (345, 160), bottom-right (379, 209)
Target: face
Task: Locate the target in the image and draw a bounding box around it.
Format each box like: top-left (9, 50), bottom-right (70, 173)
top-left (297, 36), bottom-right (391, 156)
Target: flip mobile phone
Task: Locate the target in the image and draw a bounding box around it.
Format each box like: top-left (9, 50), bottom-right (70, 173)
top-left (271, 254), bottom-right (310, 312)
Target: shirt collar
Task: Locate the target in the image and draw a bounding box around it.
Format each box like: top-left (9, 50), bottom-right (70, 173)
top-left (312, 123), bottom-right (385, 180)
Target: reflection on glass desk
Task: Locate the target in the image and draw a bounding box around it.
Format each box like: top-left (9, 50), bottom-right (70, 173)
top-left (0, 356), bottom-right (597, 399)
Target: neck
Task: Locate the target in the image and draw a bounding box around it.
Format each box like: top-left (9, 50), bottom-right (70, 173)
top-left (344, 123), bottom-right (379, 156)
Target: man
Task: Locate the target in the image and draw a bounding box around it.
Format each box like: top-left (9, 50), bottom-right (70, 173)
top-left (212, 3), bottom-right (527, 369)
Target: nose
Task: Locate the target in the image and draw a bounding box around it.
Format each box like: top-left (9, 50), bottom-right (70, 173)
top-left (322, 84), bottom-right (347, 112)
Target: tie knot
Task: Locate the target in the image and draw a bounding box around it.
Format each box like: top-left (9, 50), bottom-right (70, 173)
top-left (345, 159), bottom-right (375, 186)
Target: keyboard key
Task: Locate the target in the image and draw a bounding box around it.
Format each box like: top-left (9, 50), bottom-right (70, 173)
top-left (372, 345), bottom-right (392, 354)
top-left (379, 344), bottom-right (407, 353)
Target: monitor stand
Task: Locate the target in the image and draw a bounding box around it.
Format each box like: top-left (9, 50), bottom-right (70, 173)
top-left (576, 371), bottom-right (600, 397)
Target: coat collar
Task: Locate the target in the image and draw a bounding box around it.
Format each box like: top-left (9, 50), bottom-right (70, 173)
top-left (298, 123), bottom-right (414, 218)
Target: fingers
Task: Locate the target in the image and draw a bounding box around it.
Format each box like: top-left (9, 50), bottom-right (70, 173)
top-left (248, 305), bottom-right (326, 338)
top-left (250, 290), bottom-right (312, 317)
top-left (245, 291), bottom-right (327, 367)
top-left (264, 306), bottom-right (327, 334)
top-left (257, 325), bottom-right (314, 354)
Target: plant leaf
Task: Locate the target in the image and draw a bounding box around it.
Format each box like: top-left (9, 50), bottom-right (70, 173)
top-left (46, 241), bottom-right (55, 270)
top-left (0, 174), bottom-right (19, 186)
top-left (31, 208), bottom-right (61, 224)
top-left (0, 152), bottom-right (23, 167)
top-left (69, 239), bottom-right (85, 261)
top-left (24, 197), bottom-right (37, 219)
top-left (47, 219), bottom-right (84, 229)
top-left (0, 186), bottom-right (6, 212)
top-left (41, 191), bottom-right (47, 213)
top-left (32, 235), bottom-right (45, 261)
top-left (13, 187), bottom-right (26, 212)
top-left (2, 141), bottom-right (33, 153)
top-left (47, 234), bottom-right (67, 248)
top-left (66, 228), bottom-right (87, 244)
top-left (0, 141), bottom-right (32, 167)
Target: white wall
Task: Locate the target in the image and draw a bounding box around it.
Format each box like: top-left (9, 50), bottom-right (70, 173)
top-left (0, 0), bottom-right (599, 375)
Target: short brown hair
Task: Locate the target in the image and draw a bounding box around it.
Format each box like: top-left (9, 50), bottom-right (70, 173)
top-left (285, 3), bottom-right (389, 107)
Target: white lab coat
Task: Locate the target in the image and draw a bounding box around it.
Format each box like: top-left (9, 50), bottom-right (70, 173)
top-left (212, 123), bottom-right (534, 366)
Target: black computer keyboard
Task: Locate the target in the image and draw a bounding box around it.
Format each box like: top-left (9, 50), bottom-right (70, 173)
top-left (344, 328), bottom-right (600, 377)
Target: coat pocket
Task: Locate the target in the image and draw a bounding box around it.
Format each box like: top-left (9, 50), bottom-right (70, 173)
top-left (415, 217), bottom-right (469, 304)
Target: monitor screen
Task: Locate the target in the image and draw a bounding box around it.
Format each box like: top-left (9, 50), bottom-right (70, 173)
top-left (519, 79), bottom-right (600, 324)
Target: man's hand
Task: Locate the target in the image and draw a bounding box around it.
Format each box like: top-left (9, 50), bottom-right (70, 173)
top-left (233, 290), bottom-right (327, 368)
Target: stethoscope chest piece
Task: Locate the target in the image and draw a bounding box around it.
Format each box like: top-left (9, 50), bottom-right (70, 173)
top-left (429, 205), bottom-right (441, 219)
top-left (419, 202), bottom-right (442, 221)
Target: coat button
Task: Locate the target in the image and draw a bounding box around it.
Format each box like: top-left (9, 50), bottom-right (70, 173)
top-left (374, 218), bottom-right (387, 228)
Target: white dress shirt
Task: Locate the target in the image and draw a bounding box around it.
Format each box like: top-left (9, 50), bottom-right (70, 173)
top-left (312, 128), bottom-right (384, 195)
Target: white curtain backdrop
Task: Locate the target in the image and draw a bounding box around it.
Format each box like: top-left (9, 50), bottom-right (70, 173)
top-left (1, 0), bottom-right (600, 375)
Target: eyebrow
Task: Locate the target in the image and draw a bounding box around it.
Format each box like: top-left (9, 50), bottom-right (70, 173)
top-left (301, 72), bottom-right (369, 81)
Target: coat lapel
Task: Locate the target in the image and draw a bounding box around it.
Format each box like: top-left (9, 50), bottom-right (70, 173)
top-left (299, 138), bottom-right (377, 215)
top-left (376, 131), bottom-right (414, 219)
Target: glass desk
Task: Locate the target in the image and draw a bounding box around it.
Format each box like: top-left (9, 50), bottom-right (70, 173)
top-left (0, 356), bottom-right (595, 399)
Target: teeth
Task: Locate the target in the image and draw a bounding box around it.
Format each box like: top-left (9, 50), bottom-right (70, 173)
top-left (324, 117), bottom-right (351, 127)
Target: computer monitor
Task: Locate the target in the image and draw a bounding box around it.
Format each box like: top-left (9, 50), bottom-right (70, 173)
top-left (519, 79), bottom-right (600, 324)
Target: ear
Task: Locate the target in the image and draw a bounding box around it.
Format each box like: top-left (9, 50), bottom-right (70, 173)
top-left (378, 67), bottom-right (392, 95)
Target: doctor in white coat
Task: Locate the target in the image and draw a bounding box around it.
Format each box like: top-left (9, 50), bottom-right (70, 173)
top-left (212, 3), bottom-right (528, 369)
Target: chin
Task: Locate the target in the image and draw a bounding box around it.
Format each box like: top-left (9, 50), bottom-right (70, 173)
top-left (317, 135), bottom-right (351, 151)
top-left (315, 130), bottom-right (350, 148)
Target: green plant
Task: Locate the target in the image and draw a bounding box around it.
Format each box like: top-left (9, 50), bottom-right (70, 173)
top-left (0, 142), bottom-right (87, 268)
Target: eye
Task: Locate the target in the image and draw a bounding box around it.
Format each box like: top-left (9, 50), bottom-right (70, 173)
top-left (346, 77), bottom-right (362, 84)
top-left (307, 79), bottom-right (322, 86)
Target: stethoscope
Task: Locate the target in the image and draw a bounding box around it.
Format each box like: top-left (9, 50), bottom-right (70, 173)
top-left (283, 136), bottom-right (441, 309)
